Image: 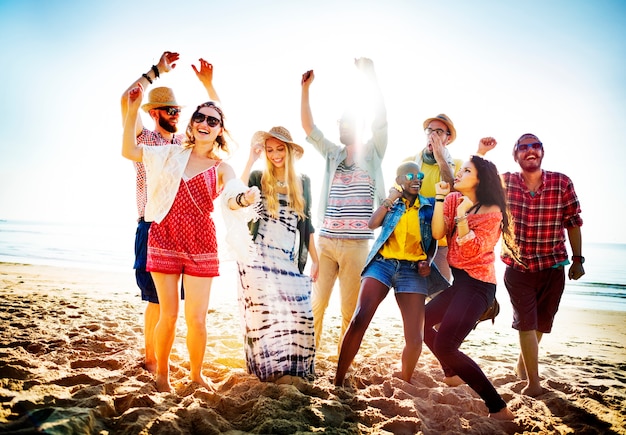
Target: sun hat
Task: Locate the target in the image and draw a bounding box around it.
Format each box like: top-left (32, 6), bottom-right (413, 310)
top-left (251, 126), bottom-right (304, 159)
top-left (423, 114), bottom-right (457, 144)
top-left (141, 87), bottom-right (181, 112)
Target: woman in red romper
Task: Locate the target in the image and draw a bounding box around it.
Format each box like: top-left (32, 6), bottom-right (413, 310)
top-left (123, 83), bottom-right (258, 392)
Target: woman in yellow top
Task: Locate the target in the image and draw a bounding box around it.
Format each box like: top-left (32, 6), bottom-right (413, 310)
top-left (334, 162), bottom-right (449, 386)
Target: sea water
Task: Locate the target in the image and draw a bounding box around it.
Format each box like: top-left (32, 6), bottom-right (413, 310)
top-left (0, 219), bottom-right (624, 312)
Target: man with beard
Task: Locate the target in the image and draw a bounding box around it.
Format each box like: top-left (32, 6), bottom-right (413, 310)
top-left (120, 51), bottom-right (219, 372)
top-left (480, 133), bottom-right (585, 397)
top-left (405, 114), bottom-right (462, 282)
top-left (300, 58), bottom-right (387, 355)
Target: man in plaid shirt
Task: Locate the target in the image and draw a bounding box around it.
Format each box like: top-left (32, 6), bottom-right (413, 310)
top-left (481, 132), bottom-right (584, 397)
top-left (120, 51), bottom-right (219, 373)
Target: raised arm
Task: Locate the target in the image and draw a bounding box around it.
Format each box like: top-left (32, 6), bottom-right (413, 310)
top-left (120, 51), bottom-right (180, 136)
top-left (432, 181), bottom-right (451, 240)
top-left (476, 136), bottom-right (497, 157)
top-left (192, 58), bottom-right (220, 102)
top-left (240, 142), bottom-right (264, 184)
top-left (300, 70), bottom-right (315, 136)
top-left (122, 83), bottom-right (145, 162)
top-left (368, 186), bottom-right (402, 229)
top-left (356, 57), bottom-right (387, 128)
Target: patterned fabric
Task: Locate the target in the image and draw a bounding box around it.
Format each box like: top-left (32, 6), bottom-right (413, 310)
top-left (305, 123), bottom-right (388, 227)
top-left (134, 128), bottom-right (184, 219)
top-left (443, 192), bottom-right (502, 284)
top-left (147, 164), bottom-right (221, 277)
top-left (237, 193), bottom-right (315, 381)
top-left (319, 162), bottom-right (374, 239)
top-left (501, 171), bottom-right (583, 272)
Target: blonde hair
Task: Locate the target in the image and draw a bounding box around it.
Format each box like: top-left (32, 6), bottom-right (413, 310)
top-left (261, 143), bottom-right (305, 219)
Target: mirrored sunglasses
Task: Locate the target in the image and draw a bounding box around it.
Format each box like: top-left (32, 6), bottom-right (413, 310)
top-left (402, 172), bottom-right (424, 181)
top-left (192, 112), bottom-right (222, 127)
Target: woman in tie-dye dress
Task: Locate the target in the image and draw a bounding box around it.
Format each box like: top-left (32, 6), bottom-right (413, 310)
top-left (237, 126), bottom-right (319, 383)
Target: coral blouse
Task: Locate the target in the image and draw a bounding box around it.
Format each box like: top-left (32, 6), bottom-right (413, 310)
top-left (443, 193), bottom-right (502, 284)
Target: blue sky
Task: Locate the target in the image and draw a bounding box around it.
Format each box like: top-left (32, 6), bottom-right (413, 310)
top-left (0, 0), bottom-right (624, 243)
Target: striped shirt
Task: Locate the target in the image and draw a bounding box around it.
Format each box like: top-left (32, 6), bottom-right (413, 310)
top-left (134, 128), bottom-right (184, 219)
top-left (501, 170), bottom-right (583, 272)
top-left (319, 162), bottom-right (374, 239)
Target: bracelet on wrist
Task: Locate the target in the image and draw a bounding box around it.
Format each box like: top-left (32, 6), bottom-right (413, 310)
top-left (454, 215), bottom-right (468, 224)
top-left (142, 73), bottom-right (153, 84)
top-left (381, 199), bottom-right (393, 210)
top-left (151, 65), bottom-right (160, 78)
top-left (435, 198), bottom-right (444, 203)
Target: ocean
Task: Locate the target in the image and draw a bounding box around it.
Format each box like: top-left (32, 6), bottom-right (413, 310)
top-left (0, 219), bottom-right (625, 312)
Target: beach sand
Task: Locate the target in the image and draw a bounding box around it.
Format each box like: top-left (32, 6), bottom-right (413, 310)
top-left (0, 262), bottom-right (624, 434)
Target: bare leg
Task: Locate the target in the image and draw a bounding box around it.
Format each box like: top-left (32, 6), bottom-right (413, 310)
top-left (151, 272), bottom-right (181, 392)
top-left (395, 292), bottom-right (426, 383)
top-left (144, 301), bottom-right (160, 373)
top-left (334, 278), bottom-right (388, 386)
top-left (182, 275), bottom-right (214, 391)
top-left (519, 329), bottom-right (545, 396)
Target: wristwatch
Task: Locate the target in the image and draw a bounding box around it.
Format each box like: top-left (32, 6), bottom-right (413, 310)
top-left (572, 255), bottom-right (585, 264)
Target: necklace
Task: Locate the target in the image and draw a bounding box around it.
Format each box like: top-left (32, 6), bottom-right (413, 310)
top-left (276, 179), bottom-right (287, 188)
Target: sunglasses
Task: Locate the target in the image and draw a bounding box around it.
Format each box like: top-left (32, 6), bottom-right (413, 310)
top-left (401, 172), bottom-right (424, 181)
top-left (516, 142), bottom-right (543, 152)
top-left (156, 107), bottom-right (181, 116)
top-left (192, 112), bottom-right (222, 127)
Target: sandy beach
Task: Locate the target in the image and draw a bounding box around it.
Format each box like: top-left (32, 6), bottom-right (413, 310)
top-left (0, 262), bottom-right (624, 434)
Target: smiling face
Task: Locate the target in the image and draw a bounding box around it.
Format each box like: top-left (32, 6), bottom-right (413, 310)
top-left (264, 137), bottom-right (288, 169)
top-left (514, 135), bottom-right (544, 173)
top-left (396, 162), bottom-right (423, 197)
top-left (453, 161), bottom-right (479, 195)
top-left (191, 106), bottom-right (223, 143)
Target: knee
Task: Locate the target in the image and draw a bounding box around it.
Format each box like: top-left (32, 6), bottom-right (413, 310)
top-left (186, 313), bottom-right (207, 331)
top-left (404, 336), bottom-right (423, 354)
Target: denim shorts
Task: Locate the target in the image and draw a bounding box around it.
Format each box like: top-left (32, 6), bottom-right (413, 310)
top-left (362, 254), bottom-right (430, 295)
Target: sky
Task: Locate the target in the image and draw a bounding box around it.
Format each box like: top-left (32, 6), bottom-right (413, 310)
top-left (0, 0), bottom-right (625, 244)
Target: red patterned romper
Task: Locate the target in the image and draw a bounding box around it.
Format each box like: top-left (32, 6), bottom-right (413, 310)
top-left (147, 163), bottom-right (222, 277)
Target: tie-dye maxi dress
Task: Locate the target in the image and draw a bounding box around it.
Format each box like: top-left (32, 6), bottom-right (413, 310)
top-left (237, 193), bottom-right (315, 381)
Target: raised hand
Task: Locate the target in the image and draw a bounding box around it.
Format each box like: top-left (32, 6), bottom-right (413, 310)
top-left (301, 70), bottom-right (314, 87)
top-left (477, 137), bottom-right (497, 156)
top-left (157, 51), bottom-right (180, 74)
top-left (192, 58), bottom-right (214, 87)
top-left (128, 82), bottom-right (144, 110)
top-left (435, 181), bottom-right (451, 196)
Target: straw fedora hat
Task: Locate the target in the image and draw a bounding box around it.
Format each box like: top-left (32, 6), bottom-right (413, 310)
top-left (423, 113), bottom-right (457, 144)
top-left (141, 87), bottom-right (181, 112)
top-left (251, 126), bottom-right (304, 159)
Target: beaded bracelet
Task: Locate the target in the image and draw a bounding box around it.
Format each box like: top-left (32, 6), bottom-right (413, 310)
top-left (435, 198), bottom-right (444, 203)
top-left (235, 193), bottom-right (245, 207)
top-left (151, 65), bottom-right (160, 78)
top-left (454, 215), bottom-right (468, 224)
top-left (142, 73), bottom-right (153, 84)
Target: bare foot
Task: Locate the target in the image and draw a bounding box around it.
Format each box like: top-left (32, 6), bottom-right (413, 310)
top-left (489, 406), bottom-right (515, 420)
top-left (144, 359), bottom-right (157, 374)
top-left (521, 383), bottom-right (545, 397)
top-left (443, 375), bottom-right (465, 387)
top-left (155, 374), bottom-right (172, 393)
top-left (191, 375), bottom-right (215, 392)
top-left (515, 356), bottom-right (527, 380)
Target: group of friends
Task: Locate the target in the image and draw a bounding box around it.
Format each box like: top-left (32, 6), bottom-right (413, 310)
top-left (120, 51), bottom-right (584, 420)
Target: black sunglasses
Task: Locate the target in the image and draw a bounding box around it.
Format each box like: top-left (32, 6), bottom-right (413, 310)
top-left (156, 107), bottom-right (181, 116)
top-left (192, 112), bottom-right (222, 127)
top-left (516, 142), bottom-right (543, 152)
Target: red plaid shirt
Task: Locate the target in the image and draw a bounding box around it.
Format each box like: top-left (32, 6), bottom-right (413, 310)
top-left (501, 170), bottom-right (583, 272)
top-left (134, 128), bottom-right (184, 219)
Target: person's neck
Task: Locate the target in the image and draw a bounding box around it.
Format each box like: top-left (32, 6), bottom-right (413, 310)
top-left (155, 126), bottom-right (175, 142)
top-left (192, 140), bottom-right (216, 157)
top-left (521, 169), bottom-right (542, 191)
top-left (274, 168), bottom-right (286, 181)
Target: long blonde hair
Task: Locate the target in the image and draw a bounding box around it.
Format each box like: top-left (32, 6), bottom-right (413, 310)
top-left (261, 143), bottom-right (305, 219)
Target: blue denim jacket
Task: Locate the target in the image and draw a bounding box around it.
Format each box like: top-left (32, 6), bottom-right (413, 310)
top-left (364, 196), bottom-right (450, 295)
